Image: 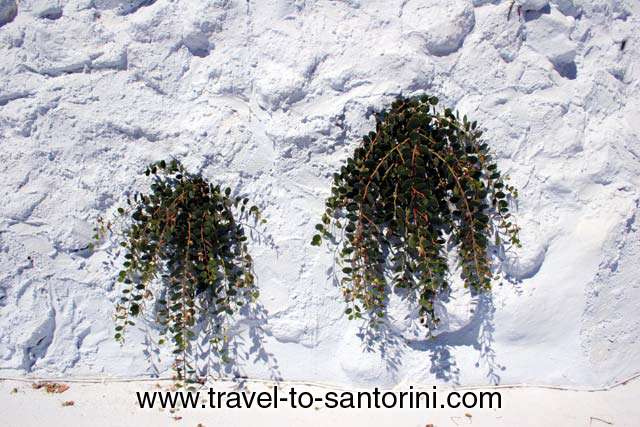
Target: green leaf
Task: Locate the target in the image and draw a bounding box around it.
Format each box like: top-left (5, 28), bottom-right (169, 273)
top-left (130, 303), bottom-right (140, 316)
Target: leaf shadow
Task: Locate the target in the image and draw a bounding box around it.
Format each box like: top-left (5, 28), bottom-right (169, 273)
top-left (191, 299), bottom-right (283, 388)
top-left (406, 293), bottom-right (504, 385)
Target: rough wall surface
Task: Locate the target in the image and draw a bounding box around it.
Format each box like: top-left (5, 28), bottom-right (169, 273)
top-left (0, 0), bottom-right (639, 387)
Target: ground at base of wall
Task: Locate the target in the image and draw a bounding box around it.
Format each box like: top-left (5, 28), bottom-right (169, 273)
top-left (1, 376), bottom-right (639, 427)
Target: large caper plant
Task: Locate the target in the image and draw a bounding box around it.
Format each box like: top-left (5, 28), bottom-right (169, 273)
top-left (312, 96), bottom-right (520, 329)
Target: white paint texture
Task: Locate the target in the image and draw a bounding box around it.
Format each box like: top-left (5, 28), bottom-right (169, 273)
top-left (0, 0), bottom-right (639, 387)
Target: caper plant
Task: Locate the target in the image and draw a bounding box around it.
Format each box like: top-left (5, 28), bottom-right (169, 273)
top-left (96, 159), bottom-right (264, 383)
top-left (312, 96), bottom-right (520, 330)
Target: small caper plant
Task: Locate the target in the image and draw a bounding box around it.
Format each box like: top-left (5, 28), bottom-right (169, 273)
top-left (95, 159), bottom-right (265, 384)
top-left (312, 96), bottom-right (520, 330)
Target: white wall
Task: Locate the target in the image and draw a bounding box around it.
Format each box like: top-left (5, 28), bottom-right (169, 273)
top-left (0, 0), bottom-right (639, 387)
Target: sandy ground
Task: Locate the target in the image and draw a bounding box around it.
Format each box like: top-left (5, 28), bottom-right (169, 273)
top-left (1, 376), bottom-right (639, 427)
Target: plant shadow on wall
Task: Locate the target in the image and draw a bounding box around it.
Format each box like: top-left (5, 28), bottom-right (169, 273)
top-left (313, 96), bottom-right (521, 385)
top-left (409, 293), bottom-right (503, 385)
top-left (95, 160), bottom-right (281, 385)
